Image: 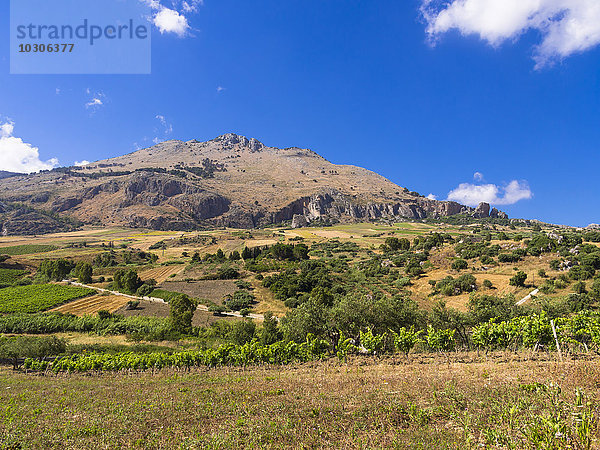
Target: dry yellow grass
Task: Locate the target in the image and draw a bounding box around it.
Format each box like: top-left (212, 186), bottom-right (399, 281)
top-left (139, 265), bottom-right (186, 283)
top-left (1, 355), bottom-right (600, 448)
top-left (51, 294), bottom-right (130, 316)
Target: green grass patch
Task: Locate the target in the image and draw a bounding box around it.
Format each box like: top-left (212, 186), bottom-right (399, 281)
top-left (0, 284), bottom-right (95, 313)
top-left (150, 289), bottom-right (185, 302)
top-left (0, 244), bottom-right (58, 255)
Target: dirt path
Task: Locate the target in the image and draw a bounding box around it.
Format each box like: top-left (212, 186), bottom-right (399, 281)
top-left (517, 288), bottom-right (540, 306)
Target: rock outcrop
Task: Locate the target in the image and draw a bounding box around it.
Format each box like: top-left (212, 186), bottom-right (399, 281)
top-left (277, 192), bottom-right (508, 228)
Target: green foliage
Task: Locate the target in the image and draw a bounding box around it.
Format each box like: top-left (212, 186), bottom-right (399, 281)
top-left (226, 290), bottom-right (255, 311)
top-left (509, 271), bottom-right (527, 287)
top-left (451, 259), bottom-right (468, 271)
top-left (468, 294), bottom-right (521, 324)
top-left (260, 311), bottom-right (281, 345)
top-left (280, 298), bottom-right (329, 343)
top-left (573, 281), bottom-right (587, 294)
top-left (93, 251), bottom-right (118, 267)
top-left (263, 260), bottom-right (336, 301)
top-left (330, 294), bottom-right (423, 339)
top-left (391, 327), bottom-right (423, 357)
top-left (384, 237), bottom-right (410, 252)
top-left (359, 328), bottom-right (385, 355)
top-left (74, 262), bottom-right (93, 284)
top-left (230, 320), bottom-right (256, 345)
top-left (433, 274), bottom-right (477, 296)
top-left (113, 269), bottom-right (143, 294)
top-left (235, 280), bottom-right (252, 290)
top-left (0, 335), bottom-right (66, 369)
top-left (335, 331), bottom-right (358, 360)
top-left (150, 289), bottom-right (186, 302)
top-left (209, 304), bottom-right (230, 315)
top-left (498, 252), bottom-right (522, 263)
top-left (526, 234), bottom-right (556, 256)
top-left (269, 243), bottom-right (310, 261)
top-left (0, 268), bottom-right (28, 286)
top-left (203, 266), bottom-right (240, 280)
top-left (426, 326), bottom-right (455, 353)
top-left (455, 241), bottom-right (500, 260)
top-left (0, 312), bottom-right (173, 339)
top-left (39, 259), bottom-right (75, 281)
top-left (169, 294), bottom-right (198, 334)
top-left (0, 284), bottom-right (94, 313)
top-left (569, 265), bottom-right (595, 281)
top-left (24, 334), bottom-right (330, 372)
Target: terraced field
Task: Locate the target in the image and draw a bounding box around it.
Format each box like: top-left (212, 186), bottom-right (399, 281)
top-left (51, 294), bottom-right (131, 316)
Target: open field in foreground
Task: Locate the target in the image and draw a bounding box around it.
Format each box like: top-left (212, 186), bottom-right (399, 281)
top-left (1, 355), bottom-right (600, 449)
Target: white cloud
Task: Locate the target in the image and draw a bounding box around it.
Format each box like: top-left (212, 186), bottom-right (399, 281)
top-left (155, 115), bottom-right (173, 134)
top-left (153, 114), bottom-right (173, 144)
top-left (141, 0), bottom-right (203, 37)
top-left (182, 0), bottom-right (203, 13)
top-left (153, 7), bottom-right (189, 36)
top-left (426, 193), bottom-right (438, 200)
top-left (217, 86), bottom-right (226, 93)
top-left (447, 179), bottom-right (532, 206)
top-left (85, 90), bottom-right (106, 111)
top-left (86, 98), bottom-right (103, 108)
top-left (421, 0), bottom-right (600, 68)
top-left (473, 171), bottom-right (484, 181)
top-left (0, 120), bottom-right (59, 173)
top-left (74, 160), bottom-right (90, 167)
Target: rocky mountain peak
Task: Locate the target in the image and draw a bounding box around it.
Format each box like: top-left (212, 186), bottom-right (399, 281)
top-left (211, 133), bottom-right (265, 152)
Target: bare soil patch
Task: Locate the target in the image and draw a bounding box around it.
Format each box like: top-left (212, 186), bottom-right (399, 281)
top-left (159, 280), bottom-right (238, 304)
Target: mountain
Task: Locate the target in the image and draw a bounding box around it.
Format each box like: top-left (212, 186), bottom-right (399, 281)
top-left (0, 171), bottom-right (19, 180)
top-left (0, 134), bottom-right (507, 234)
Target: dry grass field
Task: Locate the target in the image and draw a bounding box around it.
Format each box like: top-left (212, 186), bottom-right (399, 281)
top-left (1, 355), bottom-right (599, 449)
top-left (51, 294), bottom-right (131, 316)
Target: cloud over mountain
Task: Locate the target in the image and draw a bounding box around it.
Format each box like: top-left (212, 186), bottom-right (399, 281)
top-left (447, 176), bottom-right (532, 206)
top-left (0, 120), bottom-right (59, 173)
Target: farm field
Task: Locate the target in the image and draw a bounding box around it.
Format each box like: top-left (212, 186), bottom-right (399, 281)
top-left (0, 284), bottom-right (95, 313)
top-left (0, 244), bottom-right (57, 256)
top-left (51, 294), bottom-right (131, 316)
top-left (139, 265), bottom-right (186, 283)
top-left (0, 268), bottom-right (28, 285)
top-left (160, 280), bottom-right (239, 305)
top-left (1, 356), bottom-right (599, 448)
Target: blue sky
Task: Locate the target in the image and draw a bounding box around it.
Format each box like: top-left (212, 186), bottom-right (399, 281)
top-left (1, 0), bottom-right (600, 226)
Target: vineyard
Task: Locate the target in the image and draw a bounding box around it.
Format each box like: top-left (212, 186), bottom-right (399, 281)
top-left (0, 268), bottom-right (28, 285)
top-left (24, 334), bottom-right (330, 372)
top-left (0, 284), bottom-right (95, 313)
top-left (19, 311), bottom-right (600, 373)
top-left (0, 244), bottom-right (57, 255)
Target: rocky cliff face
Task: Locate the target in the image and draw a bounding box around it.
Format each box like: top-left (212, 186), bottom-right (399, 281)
top-left (251, 189), bottom-right (507, 229)
top-left (0, 134), bottom-right (509, 234)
